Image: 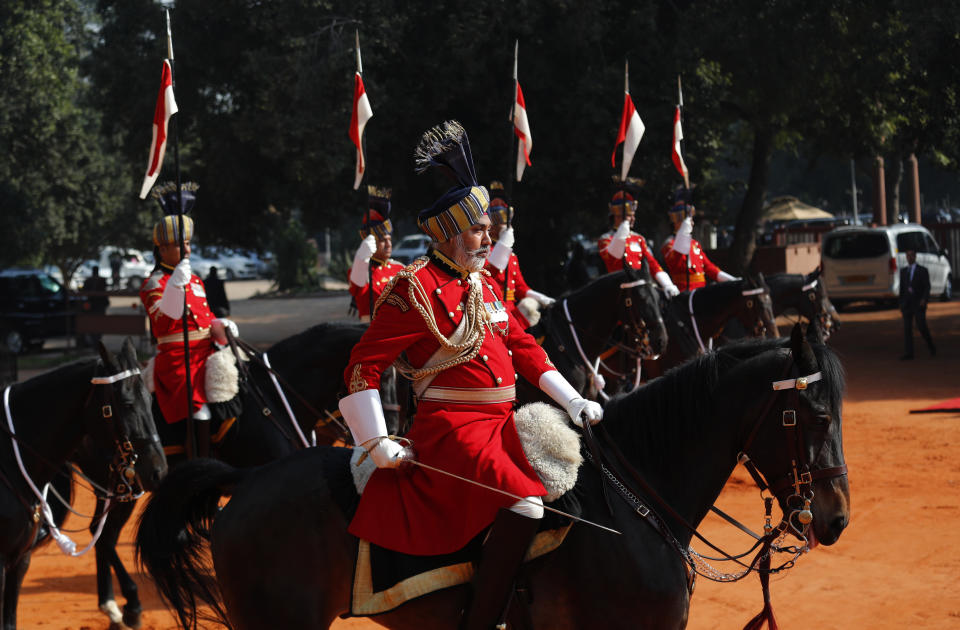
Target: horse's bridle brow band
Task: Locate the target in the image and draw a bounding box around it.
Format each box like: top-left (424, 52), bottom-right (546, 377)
top-left (90, 368), bottom-right (141, 385)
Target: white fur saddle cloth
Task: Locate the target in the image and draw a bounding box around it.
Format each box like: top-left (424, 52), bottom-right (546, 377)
top-left (351, 401), bottom-right (582, 502)
top-left (142, 346), bottom-right (242, 403)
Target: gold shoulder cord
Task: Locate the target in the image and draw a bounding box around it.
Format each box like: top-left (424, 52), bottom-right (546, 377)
top-left (374, 259), bottom-right (489, 381)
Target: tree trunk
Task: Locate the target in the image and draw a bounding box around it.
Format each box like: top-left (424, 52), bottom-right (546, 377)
top-left (885, 153), bottom-right (904, 224)
top-left (731, 123), bottom-right (775, 274)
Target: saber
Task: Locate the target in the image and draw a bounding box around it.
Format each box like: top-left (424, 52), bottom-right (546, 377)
top-left (407, 459), bottom-right (622, 535)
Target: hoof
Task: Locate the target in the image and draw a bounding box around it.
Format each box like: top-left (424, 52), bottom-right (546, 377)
top-left (100, 600), bottom-right (123, 624)
top-left (122, 605), bottom-right (143, 629)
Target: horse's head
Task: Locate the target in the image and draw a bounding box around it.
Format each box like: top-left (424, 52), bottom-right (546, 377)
top-left (803, 268), bottom-right (839, 342)
top-left (91, 339), bottom-right (167, 497)
top-left (739, 272), bottom-right (779, 339)
top-left (740, 324), bottom-right (849, 548)
top-left (621, 263), bottom-right (668, 358)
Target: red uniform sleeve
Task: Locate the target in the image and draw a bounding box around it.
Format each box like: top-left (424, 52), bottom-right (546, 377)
top-left (663, 247), bottom-right (687, 278)
top-left (640, 237), bottom-right (664, 275)
top-left (701, 248), bottom-right (721, 281)
top-left (597, 235), bottom-right (620, 273)
top-left (343, 278), bottom-right (428, 393)
top-left (511, 256), bottom-right (532, 300)
top-left (503, 308), bottom-right (554, 386)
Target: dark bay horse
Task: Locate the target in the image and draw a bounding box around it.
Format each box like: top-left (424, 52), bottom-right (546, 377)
top-left (136, 327), bottom-right (850, 630)
top-left (523, 263), bottom-right (668, 402)
top-left (1, 339), bottom-right (166, 629)
top-left (655, 274), bottom-right (778, 372)
top-left (64, 323), bottom-right (371, 629)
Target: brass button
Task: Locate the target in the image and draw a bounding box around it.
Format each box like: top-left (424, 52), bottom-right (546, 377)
top-left (482, 354), bottom-right (488, 362)
top-left (457, 280), bottom-right (462, 286)
top-left (508, 350), bottom-right (513, 356)
top-left (448, 311), bottom-right (455, 318)
top-left (514, 373), bottom-right (518, 380)
top-left (496, 376), bottom-right (503, 384)
top-left (436, 288), bottom-right (442, 295)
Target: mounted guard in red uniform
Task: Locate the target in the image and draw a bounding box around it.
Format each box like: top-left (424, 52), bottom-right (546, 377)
top-left (597, 186), bottom-right (680, 297)
top-left (140, 183), bottom-right (240, 456)
top-left (483, 181), bottom-right (555, 329)
top-left (660, 187), bottom-right (736, 291)
top-left (338, 121), bottom-right (603, 630)
top-left (349, 186), bottom-right (405, 322)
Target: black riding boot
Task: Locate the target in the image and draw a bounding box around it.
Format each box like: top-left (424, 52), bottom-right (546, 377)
top-left (460, 508), bottom-right (540, 630)
top-left (195, 420), bottom-right (211, 458)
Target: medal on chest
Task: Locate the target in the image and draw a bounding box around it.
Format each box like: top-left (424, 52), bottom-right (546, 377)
top-left (190, 282), bottom-right (206, 298)
top-left (482, 282), bottom-right (509, 335)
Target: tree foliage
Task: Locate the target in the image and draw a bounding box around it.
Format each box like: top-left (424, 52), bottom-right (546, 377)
top-left (4, 0), bottom-right (960, 286)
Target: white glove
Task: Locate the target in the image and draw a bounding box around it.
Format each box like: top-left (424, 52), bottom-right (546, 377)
top-left (171, 258), bottom-right (192, 288)
top-left (349, 235), bottom-right (377, 287)
top-left (605, 220), bottom-right (631, 259)
top-left (671, 217), bottom-right (694, 254)
top-left (157, 262), bottom-right (190, 319)
top-left (216, 317), bottom-right (239, 339)
top-left (538, 370), bottom-right (604, 427)
top-left (487, 239), bottom-right (512, 272)
top-left (365, 437), bottom-right (406, 469)
top-left (655, 271), bottom-right (680, 297)
top-left (525, 289), bottom-right (555, 307)
top-left (717, 271), bottom-right (738, 282)
top-left (498, 226), bottom-right (515, 248)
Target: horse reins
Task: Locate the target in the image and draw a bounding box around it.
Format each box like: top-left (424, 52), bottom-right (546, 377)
top-left (0, 365), bottom-right (149, 557)
top-left (582, 355), bottom-right (847, 581)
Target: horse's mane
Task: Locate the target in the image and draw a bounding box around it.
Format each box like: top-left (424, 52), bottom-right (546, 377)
top-left (601, 337), bottom-right (844, 465)
top-left (15, 357), bottom-right (99, 395)
top-left (557, 268), bottom-right (625, 300)
top-left (266, 322), bottom-right (366, 357)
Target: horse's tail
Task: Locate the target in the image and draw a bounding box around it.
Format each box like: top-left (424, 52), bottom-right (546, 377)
top-left (136, 458), bottom-right (245, 630)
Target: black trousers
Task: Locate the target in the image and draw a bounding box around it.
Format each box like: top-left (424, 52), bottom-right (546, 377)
top-left (902, 306), bottom-right (934, 356)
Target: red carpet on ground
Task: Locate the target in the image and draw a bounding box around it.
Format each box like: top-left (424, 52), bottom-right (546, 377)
top-left (909, 397), bottom-right (960, 414)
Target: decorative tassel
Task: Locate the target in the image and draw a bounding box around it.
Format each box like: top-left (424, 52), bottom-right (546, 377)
top-left (413, 120), bottom-right (478, 187)
top-left (743, 541), bottom-right (779, 630)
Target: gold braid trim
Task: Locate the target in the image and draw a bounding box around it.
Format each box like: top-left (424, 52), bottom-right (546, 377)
top-left (377, 260), bottom-right (489, 381)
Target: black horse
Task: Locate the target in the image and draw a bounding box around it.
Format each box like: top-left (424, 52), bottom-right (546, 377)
top-left (136, 326), bottom-right (850, 630)
top-left (0, 339), bottom-right (166, 630)
top-left (64, 323), bottom-right (374, 629)
top-left (526, 263), bottom-right (668, 402)
top-left (765, 269), bottom-right (838, 342)
top-left (655, 274), bottom-right (778, 372)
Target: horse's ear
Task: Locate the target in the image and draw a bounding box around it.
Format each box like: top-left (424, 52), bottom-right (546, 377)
top-left (790, 323), bottom-right (818, 371)
top-left (97, 341), bottom-right (120, 373)
top-left (120, 337), bottom-right (138, 368)
top-left (808, 267), bottom-right (822, 282)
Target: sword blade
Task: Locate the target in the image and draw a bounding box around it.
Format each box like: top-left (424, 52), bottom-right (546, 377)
top-left (407, 459), bottom-right (621, 535)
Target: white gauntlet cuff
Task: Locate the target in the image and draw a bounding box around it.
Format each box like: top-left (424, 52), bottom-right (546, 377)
top-left (338, 389), bottom-right (387, 446)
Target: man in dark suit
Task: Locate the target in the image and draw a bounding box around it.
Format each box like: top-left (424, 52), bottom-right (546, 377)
top-left (899, 249), bottom-right (936, 359)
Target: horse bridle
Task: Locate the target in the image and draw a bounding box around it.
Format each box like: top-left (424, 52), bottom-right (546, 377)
top-left (740, 286), bottom-right (774, 339)
top-left (88, 366), bottom-right (153, 502)
top-left (581, 353), bottom-right (847, 577)
top-left (555, 274), bottom-right (660, 399)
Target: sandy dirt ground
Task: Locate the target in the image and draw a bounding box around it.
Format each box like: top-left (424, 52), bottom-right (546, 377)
top-left (12, 293), bottom-right (960, 629)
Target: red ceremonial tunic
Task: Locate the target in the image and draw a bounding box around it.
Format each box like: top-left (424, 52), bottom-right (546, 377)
top-left (484, 252), bottom-right (533, 329)
top-left (344, 251), bottom-right (555, 556)
top-left (661, 236), bottom-right (721, 291)
top-left (349, 257), bottom-right (405, 321)
top-left (598, 231), bottom-right (664, 275)
top-left (140, 266), bottom-right (217, 423)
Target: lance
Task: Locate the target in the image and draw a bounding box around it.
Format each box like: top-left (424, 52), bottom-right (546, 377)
top-left (165, 8), bottom-right (196, 459)
top-left (407, 459), bottom-right (622, 535)
top-left (506, 39), bottom-right (519, 200)
top-left (677, 74), bottom-right (694, 282)
top-left (356, 30), bottom-right (375, 319)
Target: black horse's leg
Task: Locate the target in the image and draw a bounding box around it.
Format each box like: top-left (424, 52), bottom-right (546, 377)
top-left (2, 553), bottom-right (30, 630)
top-left (92, 499), bottom-right (140, 629)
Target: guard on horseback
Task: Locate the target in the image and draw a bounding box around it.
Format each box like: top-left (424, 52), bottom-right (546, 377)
top-left (597, 186), bottom-right (680, 297)
top-left (349, 186), bottom-right (405, 322)
top-left (484, 181), bottom-right (555, 329)
top-left (338, 121), bottom-right (603, 630)
top-left (661, 187), bottom-right (736, 291)
top-left (140, 183), bottom-right (241, 457)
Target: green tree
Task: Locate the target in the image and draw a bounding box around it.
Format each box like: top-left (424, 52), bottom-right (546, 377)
top-left (0, 0), bottom-right (130, 286)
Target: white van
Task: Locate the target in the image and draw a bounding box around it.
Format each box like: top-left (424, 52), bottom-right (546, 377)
top-left (821, 224), bottom-right (952, 308)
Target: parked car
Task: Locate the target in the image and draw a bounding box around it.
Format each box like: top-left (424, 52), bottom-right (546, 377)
top-left (821, 224), bottom-right (952, 309)
top-left (84, 246), bottom-right (154, 291)
top-left (391, 234), bottom-right (431, 264)
top-left (0, 268), bottom-right (91, 353)
top-left (192, 246), bottom-right (260, 280)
